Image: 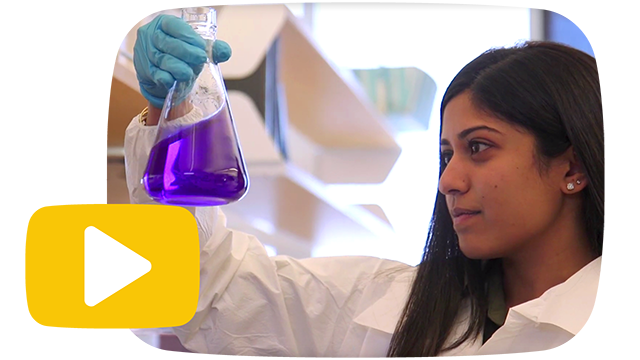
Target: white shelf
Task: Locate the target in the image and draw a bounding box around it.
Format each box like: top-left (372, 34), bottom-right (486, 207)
top-left (217, 4), bottom-right (402, 184)
top-left (224, 162), bottom-right (395, 251)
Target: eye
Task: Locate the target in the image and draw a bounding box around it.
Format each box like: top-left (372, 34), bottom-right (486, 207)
top-left (469, 141), bottom-right (491, 155)
top-left (441, 150), bottom-right (453, 164)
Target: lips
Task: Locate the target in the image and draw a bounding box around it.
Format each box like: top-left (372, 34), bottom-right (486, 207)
top-left (451, 208), bottom-right (481, 218)
top-left (451, 208), bottom-right (481, 227)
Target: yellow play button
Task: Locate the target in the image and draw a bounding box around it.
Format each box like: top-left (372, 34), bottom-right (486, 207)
top-left (26, 204), bottom-right (199, 328)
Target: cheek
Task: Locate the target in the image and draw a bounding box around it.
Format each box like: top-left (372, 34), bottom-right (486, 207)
top-left (484, 178), bottom-right (528, 225)
top-left (460, 168), bottom-right (558, 258)
top-left (480, 163), bottom-right (544, 222)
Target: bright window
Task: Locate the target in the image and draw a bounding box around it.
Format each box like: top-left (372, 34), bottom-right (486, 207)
top-left (309, 4), bottom-right (531, 265)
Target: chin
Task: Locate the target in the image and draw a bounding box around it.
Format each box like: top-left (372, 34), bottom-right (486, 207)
top-left (457, 235), bottom-right (496, 260)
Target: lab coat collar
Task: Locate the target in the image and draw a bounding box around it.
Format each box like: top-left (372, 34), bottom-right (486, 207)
top-left (352, 257), bottom-right (601, 338)
top-left (510, 255), bottom-right (605, 320)
top-left (475, 255), bottom-right (605, 357)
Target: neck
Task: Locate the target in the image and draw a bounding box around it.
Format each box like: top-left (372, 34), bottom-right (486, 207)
top-left (501, 205), bottom-right (596, 308)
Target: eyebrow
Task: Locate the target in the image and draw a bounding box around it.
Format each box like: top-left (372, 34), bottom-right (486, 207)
top-left (440, 125), bottom-right (503, 146)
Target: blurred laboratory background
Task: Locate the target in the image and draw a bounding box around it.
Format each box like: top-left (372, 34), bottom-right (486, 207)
top-left (108, 5), bottom-right (593, 349)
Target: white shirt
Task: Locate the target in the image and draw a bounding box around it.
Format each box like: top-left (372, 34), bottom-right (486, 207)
top-left (123, 115), bottom-right (601, 357)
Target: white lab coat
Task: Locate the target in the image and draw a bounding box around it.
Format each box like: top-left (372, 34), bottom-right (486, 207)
top-left (123, 114), bottom-right (601, 357)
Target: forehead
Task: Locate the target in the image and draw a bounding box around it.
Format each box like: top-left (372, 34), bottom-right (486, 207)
top-left (441, 92), bottom-right (508, 137)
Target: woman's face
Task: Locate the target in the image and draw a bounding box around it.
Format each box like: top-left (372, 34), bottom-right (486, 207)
top-left (439, 92), bottom-right (569, 260)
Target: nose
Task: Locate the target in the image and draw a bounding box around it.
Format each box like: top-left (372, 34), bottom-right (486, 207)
top-left (438, 155), bottom-right (470, 196)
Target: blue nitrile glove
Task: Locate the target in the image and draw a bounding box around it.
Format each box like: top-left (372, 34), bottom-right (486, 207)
top-left (133, 14), bottom-right (232, 109)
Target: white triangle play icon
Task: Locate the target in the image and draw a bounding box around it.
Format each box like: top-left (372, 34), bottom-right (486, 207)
top-left (84, 226), bottom-right (152, 307)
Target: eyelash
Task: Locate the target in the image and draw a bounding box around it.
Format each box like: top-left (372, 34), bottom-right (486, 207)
top-left (441, 140), bottom-right (492, 165)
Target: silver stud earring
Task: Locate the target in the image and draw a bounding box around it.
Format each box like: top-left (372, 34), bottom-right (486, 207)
top-left (576, 179), bottom-right (582, 185)
top-left (567, 183), bottom-right (575, 191)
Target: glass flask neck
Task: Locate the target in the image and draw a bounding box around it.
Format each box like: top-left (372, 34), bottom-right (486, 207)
top-left (181, 7), bottom-right (216, 40)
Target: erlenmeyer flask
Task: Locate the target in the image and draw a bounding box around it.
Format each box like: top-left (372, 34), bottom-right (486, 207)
top-left (143, 7), bottom-right (249, 206)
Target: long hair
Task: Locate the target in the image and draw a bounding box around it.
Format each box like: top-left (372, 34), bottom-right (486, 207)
top-left (387, 41), bottom-right (604, 357)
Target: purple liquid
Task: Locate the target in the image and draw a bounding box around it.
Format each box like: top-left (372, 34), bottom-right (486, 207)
top-left (143, 105), bottom-right (248, 206)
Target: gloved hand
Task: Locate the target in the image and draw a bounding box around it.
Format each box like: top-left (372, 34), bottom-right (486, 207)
top-left (133, 14), bottom-right (232, 109)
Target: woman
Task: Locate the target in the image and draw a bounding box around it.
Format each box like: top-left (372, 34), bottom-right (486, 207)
top-left (125, 14), bottom-right (603, 357)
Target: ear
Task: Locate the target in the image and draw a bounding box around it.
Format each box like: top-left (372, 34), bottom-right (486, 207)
top-left (559, 147), bottom-right (588, 194)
